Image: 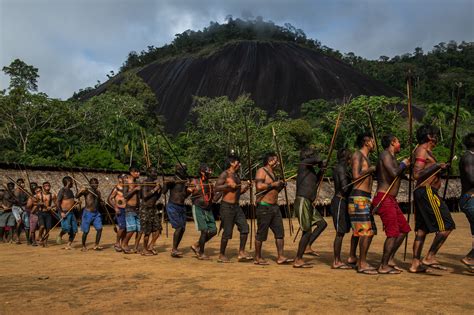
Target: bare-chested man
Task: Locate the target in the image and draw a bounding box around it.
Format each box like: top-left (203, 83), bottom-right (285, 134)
top-left (293, 147), bottom-right (327, 268)
top-left (0, 183), bottom-right (16, 243)
top-left (459, 133), bottom-right (474, 273)
top-left (140, 167), bottom-right (162, 256)
top-left (26, 185), bottom-right (43, 246)
top-left (409, 125), bottom-right (455, 273)
top-left (37, 182), bottom-right (56, 247)
top-left (13, 178), bottom-right (29, 244)
top-left (56, 176), bottom-right (78, 250)
top-left (108, 174), bottom-right (127, 252)
top-left (122, 166), bottom-right (142, 254)
top-left (163, 163), bottom-right (192, 258)
top-left (331, 148), bottom-right (357, 270)
top-left (372, 134), bottom-right (411, 274)
top-left (349, 132), bottom-right (377, 274)
top-left (214, 155), bottom-right (252, 263)
top-left (190, 164), bottom-right (217, 260)
top-left (254, 152), bottom-right (293, 265)
top-left (76, 178), bottom-right (103, 251)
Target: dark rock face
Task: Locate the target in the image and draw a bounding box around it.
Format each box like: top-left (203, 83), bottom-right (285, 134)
top-left (97, 41), bottom-right (403, 132)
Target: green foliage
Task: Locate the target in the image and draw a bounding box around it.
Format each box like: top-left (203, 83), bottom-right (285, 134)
top-left (0, 60), bottom-right (164, 170)
top-left (349, 41), bottom-right (474, 111)
top-left (69, 146), bottom-right (126, 170)
top-left (2, 34), bottom-right (472, 179)
top-left (2, 58), bottom-right (39, 92)
top-left (119, 18), bottom-right (324, 72)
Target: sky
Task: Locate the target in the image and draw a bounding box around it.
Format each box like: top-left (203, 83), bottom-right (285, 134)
top-left (1, 0), bottom-right (473, 99)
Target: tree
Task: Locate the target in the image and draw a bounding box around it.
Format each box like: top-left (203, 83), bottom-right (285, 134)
top-left (2, 59), bottom-right (39, 92)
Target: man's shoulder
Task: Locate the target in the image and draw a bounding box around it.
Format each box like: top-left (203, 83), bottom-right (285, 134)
top-left (352, 150), bottom-right (362, 158)
top-left (414, 145), bottom-right (427, 157)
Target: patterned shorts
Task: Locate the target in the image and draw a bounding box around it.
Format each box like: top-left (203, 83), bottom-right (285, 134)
top-left (348, 190), bottom-right (377, 237)
top-left (139, 206), bottom-right (162, 234)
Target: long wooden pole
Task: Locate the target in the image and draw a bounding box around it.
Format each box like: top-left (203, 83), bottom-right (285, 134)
top-left (157, 128), bottom-right (186, 172)
top-left (442, 83), bottom-right (462, 200)
top-left (403, 71), bottom-right (414, 261)
top-left (367, 108), bottom-right (380, 157)
top-left (244, 114), bottom-right (256, 248)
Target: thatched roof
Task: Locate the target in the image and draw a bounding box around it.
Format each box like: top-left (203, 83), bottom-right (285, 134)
top-left (0, 167), bottom-right (462, 207)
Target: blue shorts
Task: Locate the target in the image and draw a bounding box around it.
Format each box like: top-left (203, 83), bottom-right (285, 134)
top-left (116, 208), bottom-right (126, 230)
top-left (460, 194), bottom-right (474, 235)
top-left (166, 202), bottom-right (187, 229)
top-left (22, 211), bottom-right (30, 229)
top-left (61, 212), bottom-right (78, 234)
top-left (126, 212), bottom-right (141, 232)
top-left (81, 209), bottom-right (103, 233)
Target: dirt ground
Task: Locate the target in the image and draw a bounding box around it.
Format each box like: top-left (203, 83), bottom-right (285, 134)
top-left (0, 213), bottom-right (472, 314)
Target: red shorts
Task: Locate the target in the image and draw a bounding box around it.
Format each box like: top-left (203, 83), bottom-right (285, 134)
top-left (373, 192), bottom-right (411, 237)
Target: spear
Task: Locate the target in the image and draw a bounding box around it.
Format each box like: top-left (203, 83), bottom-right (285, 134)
top-left (157, 128), bottom-right (186, 172)
top-left (157, 153), bottom-right (169, 238)
top-left (272, 126), bottom-right (294, 236)
top-left (244, 114), bottom-right (256, 248)
top-left (403, 71), bottom-right (414, 261)
top-left (442, 83), bottom-right (463, 200)
top-left (367, 108), bottom-right (380, 157)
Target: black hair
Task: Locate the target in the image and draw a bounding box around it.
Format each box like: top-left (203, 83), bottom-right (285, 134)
top-left (382, 134), bottom-right (397, 149)
top-left (34, 186), bottom-right (42, 192)
top-left (263, 152), bottom-right (277, 166)
top-left (62, 176), bottom-right (72, 186)
top-left (300, 147), bottom-right (315, 161)
top-left (147, 167), bottom-right (157, 176)
top-left (42, 181), bottom-right (50, 186)
top-left (16, 178), bottom-right (24, 183)
top-left (463, 133), bottom-right (474, 149)
top-left (356, 132), bottom-right (373, 149)
top-left (337, 148), bottom-right (349, 161)
top-left (199, 163), bottom-right (209, 173)
top-left (416, 125), bottom-right (439, 144)
top-left (89, 178), bottom-right (98, 184)
top-left (129, 166), bottom-right (139, 172)
top-left (224, 155), bottom-right (240, 170)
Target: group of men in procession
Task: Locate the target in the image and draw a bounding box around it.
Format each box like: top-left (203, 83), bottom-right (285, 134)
top-left (0, 125), bottom-right (473, 275)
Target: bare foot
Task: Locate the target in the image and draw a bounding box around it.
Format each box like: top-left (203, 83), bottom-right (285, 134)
top-left (190, 245), bottom-right (199, 256)
top-left (461, 257), bottom-right (474, 267)
top-left (254, 258), bottom-right (269, 265)
top-left (378, 265), bottom-right (401, 274)
top-left (217, 255), bottom-right (231, 263)
top-left (277, 257), bottom-right (294, 265)
top-left (332, 261), bottom-right (352, 269)
top-left (197, 254), bottom-right (211, 260)
top-left (171, 250), bottom-right (183, 258)
top-left (81, 247), bottom-right (88, 252)
top-left (237, 251), bottom-right (253, 261)
top-left (304, 248), bottom-right (320, 257)
top-left (141, 249), bottom-right (154, 256)
top-left (359, 262), bottom-right (376, 271)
